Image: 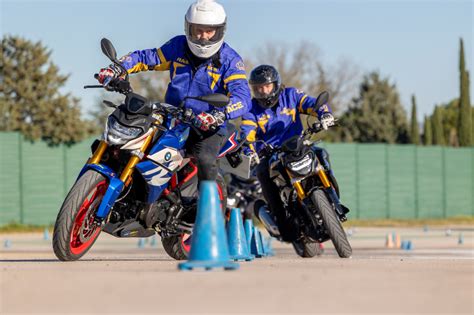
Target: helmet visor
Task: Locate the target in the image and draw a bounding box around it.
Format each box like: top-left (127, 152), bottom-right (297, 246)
top-left (186, 22), bottom-right (225, 46)
top-left (250, 82), bottom-right (276, 99)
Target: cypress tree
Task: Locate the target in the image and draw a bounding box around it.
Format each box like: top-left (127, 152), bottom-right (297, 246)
top-left (432, 106), bottom-right (445, 145)
top-left (458, 38), bottom-right (472, 146)
top-left (410, 95), bottom-right (420, 144)
top-left (423, 115), bottom-right (432, 145)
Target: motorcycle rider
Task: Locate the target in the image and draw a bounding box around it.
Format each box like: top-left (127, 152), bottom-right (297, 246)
top-left (240, 64), bottom-right (335, 242)
top-left (97, 0), bottom-right (251, 185)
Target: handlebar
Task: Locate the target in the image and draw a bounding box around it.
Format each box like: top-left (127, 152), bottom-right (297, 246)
top-left (255, 122), bottom-right (338, 158)
top-left (84, 74), bottom-right (132, 94)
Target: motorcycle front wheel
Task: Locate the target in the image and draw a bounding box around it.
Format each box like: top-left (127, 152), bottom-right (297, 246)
top-left (311, 190), bottom-right (352, 258)
top-left (53, 170), bottom-right (107, 261)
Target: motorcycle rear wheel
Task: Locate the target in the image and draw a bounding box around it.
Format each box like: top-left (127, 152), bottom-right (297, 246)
top-left (161, 175), bottom-right (227, 260)
top-left (53, 171), bottom-right (107, 261)
top-left (311, 190), bottom-right (352, 258)
top-left (292, 239), bottom-right (324, 258)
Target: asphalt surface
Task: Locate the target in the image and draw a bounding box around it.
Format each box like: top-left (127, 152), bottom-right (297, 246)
top-left (1, 227), bottom-right (473, 314)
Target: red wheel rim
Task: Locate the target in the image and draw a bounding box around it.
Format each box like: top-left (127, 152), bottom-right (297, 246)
top-left (181, 182), bottom-right (225, 254)
top-left (69, 180), bottom-right (107, 255)
top-left (181, 233), bottom-right (192, 253)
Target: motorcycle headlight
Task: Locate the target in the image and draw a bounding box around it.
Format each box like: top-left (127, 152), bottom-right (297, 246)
top-left (287, 153), bottom-right (314, 176)
top-left (104, 116), bottom-right (142, 145)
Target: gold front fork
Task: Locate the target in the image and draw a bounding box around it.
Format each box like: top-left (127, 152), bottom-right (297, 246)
top-left (88, 140), bottom-right (108, 164)
top-left (119, 130), bottom-right (155, 183)
top-left (286, 170), bottom-right (306, 200)
top-left (317, 167), bottom-right (331, 188)
top-left (288, 165), bottom-right (332, 201)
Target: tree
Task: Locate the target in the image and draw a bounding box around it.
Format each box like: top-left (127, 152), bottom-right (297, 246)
top-left (423, 115), bottom-right (432, 145)
top-left (410, 95), bottom-right (420, 144)
top-left (431, 106), bottom-right (445, 145)
top-left (439, 98), bottom-right (459, 147)
top-left (0, 35), bottom-right (93, 145)
top-left (339, 72), bottom-right (409, 143)
top-left (458, 38), bottom-right (472, 146)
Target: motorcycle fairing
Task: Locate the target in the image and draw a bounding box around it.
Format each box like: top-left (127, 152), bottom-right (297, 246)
top-left (135, 124), bottom-right (190, 203)
top-left (217, 131), bottom-right (239, 158)
top-left (217, 124), bottom-right (245, 158)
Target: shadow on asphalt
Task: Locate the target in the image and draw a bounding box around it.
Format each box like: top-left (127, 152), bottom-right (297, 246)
top-left (0, 258), bottom-right (175, 262)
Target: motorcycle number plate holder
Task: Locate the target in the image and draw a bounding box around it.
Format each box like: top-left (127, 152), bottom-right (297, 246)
top-left (220, 153), bottom-right (252, 179)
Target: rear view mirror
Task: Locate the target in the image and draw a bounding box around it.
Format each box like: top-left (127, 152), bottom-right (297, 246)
top-left (190, 93), bottom-right (230, 108)
top-left (101, 38), bottom-right (118, 62)
top-left (315, 91), bottom-right (329, 108)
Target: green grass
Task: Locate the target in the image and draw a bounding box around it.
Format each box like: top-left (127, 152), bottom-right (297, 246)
top-left (345, 216), bottom-right (474, 227)
top-left (0, 222), bottom-right (54, 233)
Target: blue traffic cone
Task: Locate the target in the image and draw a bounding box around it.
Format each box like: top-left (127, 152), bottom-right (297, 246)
top-left (264, 236), bottom-right (275, 256)
top-left (4, 239), bottom-right (11, 248)
top-left (227, 208), bottom-right (253, 261)
top-left (137, 238), bottom-right (145, 248)
top-left (244, 219), bottom-right (254, 251)
top-left (250, 226), bottom-right (264, 258)
top-left (258, 230), bottom-right (268, 256)
top-left (179, 181), bottom-right (239, 271)
top-left (406, 240), bottom-right (413, 250)
top-left (401, 240), bottom-right (407, 250)
top-left (43, 228), bottom-right (50, 241)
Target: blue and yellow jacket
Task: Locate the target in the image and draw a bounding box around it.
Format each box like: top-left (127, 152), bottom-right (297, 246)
top-left (118, 35), bottom-right (251, 121)
top-left (240, 87), bottom-right (331, 153)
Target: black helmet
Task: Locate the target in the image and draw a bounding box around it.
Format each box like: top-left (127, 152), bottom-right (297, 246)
top-left (249, 65), bottom-right (282, 109)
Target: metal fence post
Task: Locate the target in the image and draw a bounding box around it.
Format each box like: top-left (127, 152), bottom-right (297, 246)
top-left (63, 144), bottom-right (68, 196)
top-left (471, 148), bottom-right (474, 216)
top-left (414, 145), bottom-right (419, 219)
top-left (355, 144), bottom-right (360, 219)
top-left (385, 144), bottom-right (390, 219)
top-left (18, 133), bottom-right (24, 224)
top-left (441, 147), bottom-right (447, 218)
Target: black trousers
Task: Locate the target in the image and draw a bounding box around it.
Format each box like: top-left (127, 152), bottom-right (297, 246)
top-left (185, 128), bottom-right (225, 182)
top-left (255, 156), bottom-right (297, 241)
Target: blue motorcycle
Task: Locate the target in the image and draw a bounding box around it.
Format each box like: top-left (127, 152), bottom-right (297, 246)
top-left (52, 39), bottom-right (242, 261)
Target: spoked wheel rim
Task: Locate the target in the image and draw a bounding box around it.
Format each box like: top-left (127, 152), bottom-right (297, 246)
top-left (69, 180), bottom-right (107, 255)
top-left (180, 182), bottom-right (226, 255)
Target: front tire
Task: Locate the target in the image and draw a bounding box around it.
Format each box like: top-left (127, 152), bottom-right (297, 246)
top-left (53, 171), bottom-right (107, 261)
top-left (311, 190), bottom-right (352, 258)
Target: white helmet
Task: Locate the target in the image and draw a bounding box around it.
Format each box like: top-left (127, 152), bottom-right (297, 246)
top-left (185, 0), bottom-right (226, 59)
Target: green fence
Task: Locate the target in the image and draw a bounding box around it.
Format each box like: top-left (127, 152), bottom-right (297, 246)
top-left (0, 132), bottom-right (473, 225)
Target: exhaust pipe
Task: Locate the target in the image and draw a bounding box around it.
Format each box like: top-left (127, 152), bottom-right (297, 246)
top-left (256, 205), bottom-right (280, 237)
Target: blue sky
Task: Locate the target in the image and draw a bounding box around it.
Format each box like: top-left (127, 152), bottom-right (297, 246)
top-left (1, 0), bottom-right (472, 120)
